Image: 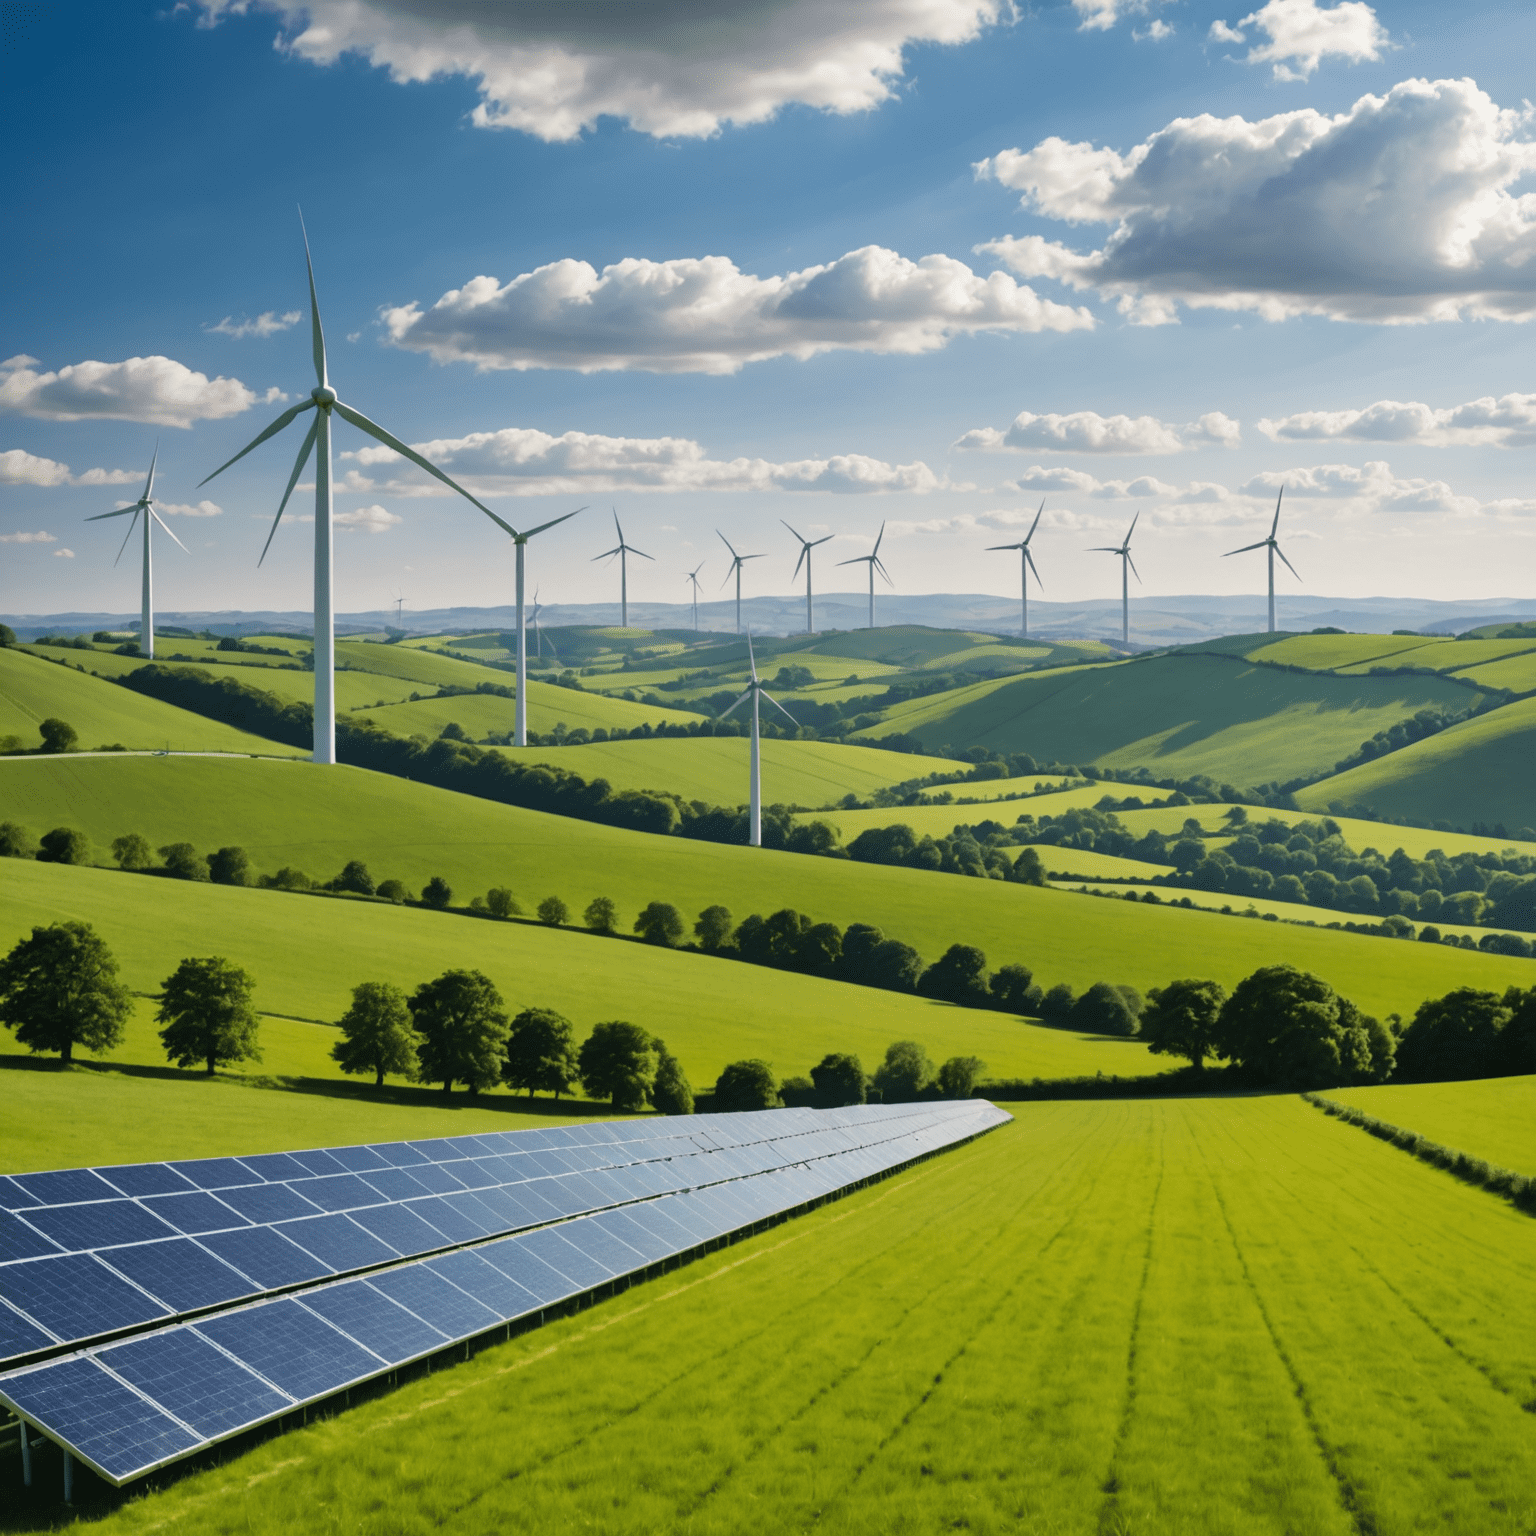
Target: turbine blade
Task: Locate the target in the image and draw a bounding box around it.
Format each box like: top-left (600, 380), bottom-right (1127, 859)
top-left (199, 398), bottom-right (316, 486)
top-left (1026, 499), bottom-right (1044, 541)
top-left (810, 534), bottom-right (833, 548)
top-left (113, 508), bottom-right (141, 566)
top-left (874, 557), bottom-right (894, 588)
top-left (523, 506), bottom-right (585, 539)
top-left (143, 442), bottom-right (159, 502)
top-left (1087, 546), bottom-right (1118, 553)
top-left (1025, 547), bottom-right (1043, 585)
top-left (1126, 511), bottom-right (1139, 542)
top-left (985, 541), bottom-right (1022, 552)
top-left (1223, 540), bottom-right (1268, 556)
top-left (1127, 553), bottom-right (1142, 583)
top-left (1271, 484), bottom-right (1284, 538)
top-left (149, 507), bottom-right (189, 553)
top-left (258, 415), bottom-right (319, 566)
top-left (719, 687), bottom-right (753, 719)
top-left (300, 209), bottom-right (328, 387)
top-left (872, 520), bottom-right (885, 557)
top-left (742, 552), bottom-right (766, 562)
top-left (781, 520), bottom-right (807, 545)
top-left (332, 401), bottom-right (500, 519)
top-left (792, 546), bottom-right (808, 580)
top-left (764, 690), bottom-right (798, 725)
top-left (835, 555), bottom-right (868, 568)
top-left (87, 502), bottom-right (141, 522)
top-left (717, 529), bottom-right (739, 558)
top-left (630, 545), bottom-right (654, 561)
top-left (592, 545), bottom-right (622, 562)
top-left (1274, 543), bottom-right (1301, 580)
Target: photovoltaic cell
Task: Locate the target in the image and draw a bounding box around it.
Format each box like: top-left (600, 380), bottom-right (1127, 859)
top-left (515, 1229), bottom-right (613, 1291)
top-left (8, 1170), bottom-right (118, 1207)
top-left (137, 1192), bottom-right (250, 1236)
top-left (272, 1215), bottom-right (396, 1272)
top-left (402, 1197), bottom-right (483, 1245)
top-left (398, 1162), bottom-right (466, 1196)
top-left (0, 1302), bottom-right (55, 1359)
top-left (22, 1200), bottom-right (174, 1252)
top-left (0, 1211), bottom-right (61, 1264)
top-left (197, 1226), bottom-right (332, 1290)
top-left (96, 1164), bottom-right (199, 1199)
top-left (235, 1152), bottom-right (314, 1182)
top-left (300, 1280), bottom-right (446, 1365)
top-left (325, 1146), bottom-right (390, 1174)
top-left (557, 1218), bottom-right (644, 1277)
top-left (347, 1202), bottom-right (449, 1259)
top-left (101, 1238), bottom-right (260, 1315)
top-left (477, 1239), bottom-right (578, 1305)
top-left (368, 1265), bottom-right (499, 1339)
top-left (354, 1168), bottom-right (430, 1203)
top-left (170, 1158), bottom-right (263, 1191)
top-left (424, 1249), bottom-right (538, 1321)
top-left (100, 1328), bottom-right (290, 1439)
top-left (212, 1182), bottom-right (324, 1224)
top-left (2, 1253), bottom-right (169, 1338)
top-left (286, 1173), bottom-right (386, 1213)
top-left (197, 1300), bottom-right (380, 1401)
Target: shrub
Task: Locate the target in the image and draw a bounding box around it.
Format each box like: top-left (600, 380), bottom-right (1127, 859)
top-left (331, 981), bottom-right (417, 1087)
top-left (810, 1052), bottom-right (866, 1108)
top-left (158, 842), bottom-right (207, 881)
top-left (38, 718), bottom-right (77, 754)
top-left (37, 827), bottom-right (90, 866)
top-left (157, 956), bottom-right (261, 1075)
top-left (409, 969), bottom-right (508, 1094)
top-left (778, 1074), bottom-right (816, 1108)
top-left (266, 866), bottom-right (313, 892)
top-left (937, 1055), bottom-right (986, 1098)
top-left (503, 1007), bottom-right (580, 1099)
top-left (537, 895), bottom-right (569, 926)
top-left (422, 876), bottom-right (453, 910)
top-left (578, 1020), bottom-right (655, 1112)
top-left (0, 822), bottom-right (37, 859)
top-left (332, 860), bottom-right (375, 896)
top-left (651, 1038), bottom-right (694, 1115)
top-left (487, 887), bottom-right (521, 919)
top-left (111, 833), bottom-right (154, 871)
top-left (376, 878), bottom-right (409, 904)
top-left (714, 1058), bottom-right (780, 1112)
top-left (0, 920), bottom-right (132, 1064)
top-left (634, 901), bottom-right (685, 947)
top-left (206, 846), bottom-right (250, 886)
top-left (694, 904), bottom-right (733, 951)
top-left (583, 896), bottom-right (617, 932)
top-left (873, 1040), bottom-right (934, 1103)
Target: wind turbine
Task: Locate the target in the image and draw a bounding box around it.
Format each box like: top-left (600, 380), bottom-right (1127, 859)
top-left (987, 500), bottom-right (1045, 638)
top-left (684, 561), bottom-right (706, 633)
top-left (594, 511), bottom-right (652, 628)
top-left (86, 444), bottom-right (186, 660)
top-left (1089, 513), bottom-right (1141, 644)
top-left (837, 521), bottom-right (893, 629)
top-left (200, 216), bottom-right (492, 765)
top-left (719, 633), bottom-right (797, 848)
top-left (391, 591), bottom-right (407, 627)
top-left (532, 587), bottom-right (543, 657)
top-left (783, 522), bottom-right (833, 636)
top-left (717, 531), bottom-right (765, 634)
top-left (1224, 487), bottom-right (1298, 634)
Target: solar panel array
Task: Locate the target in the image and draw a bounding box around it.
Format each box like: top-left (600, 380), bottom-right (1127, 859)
top-left (1, 1101), bottom-right (1008, 1485)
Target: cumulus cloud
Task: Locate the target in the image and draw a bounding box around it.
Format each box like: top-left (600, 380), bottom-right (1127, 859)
top-left (53, 548), bottom-right (74, 558)
top-left (206, 310), bottom-right (302, 339)
top-left (0, 448), bottom-right (142, 487)
top-left (382, 245), bottom-right (1093, 375)
top-left (1209, 0), bottom-right (1388, 81)
top-left (975, 77), bottom-right (1536, 324)
top-left (956, 408), bottom-right (1240, 454)
top-left (156, 500), bottom-right (224, 518)
top-left (343, 426), bottom-right (950, 497)
top-left (195, 0), bottom-right (1005, 142)
top-left (1241, 460), bottom-right (1480, 515)
top-left (334, 504), bottom-right (402, 533)
top-left (1258, 393), bottom-right (1536, 447)
top-left (0, 354), bottom-right (277, 427)
top-left (1071, 0), bottom-right (1171, 32)
top-left (0, 529), bottom-right (57, 544)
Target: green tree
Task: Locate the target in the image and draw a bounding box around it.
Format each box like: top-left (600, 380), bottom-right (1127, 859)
top-left (1011, 847), bottom-right (1046, 886)
top-left (37, 827), bottom-right (90, 865)
top-left (714, 1058), bottom-right (779, 1112)
top-left (206, 846), bottom-right (250, 886)
top-left (1216, 965), bottom-right (1390, 1089)
top-left (503, 1007), bottom-right (580, 1099)
top-left (333, 860), bottom-right (375, 895)
top-left (1039, 983), bottom-right (1076, 1022)
top-left (0, 921), bottom-right (132, 1064)
top-left (38, 718), bottom-right (77, 754)
top-left (422, 876), bottom-right (453, 910)
top-left (989, 963), bottom-right (1038, 1013)
top-left (111, 833), bottom-right (154, 871)
top-left (694, 905), bottom-right (734, 952)
top-left (157, 956), bottom-right (261, 1075)
top-left (1395, 988), bottom-right (1512, 1082)
top-left (810, 1052), bottom-right (866, 1108)
top-left (158, 842), bottom-right (207, 881)
top-left (537, 895), bottom-right (569, 926)
top-left (651, 1037), bottom-right (694, 1115)
top-left (634, 901), bottom-right (685, 947)
top-left (0, 822), bottom-right (36, 858)
top-left (267, 866), bottom-right (313, 891)
top-left (578, 1020), bottom-right (655, 1111)
top-left (918, 944), bottom-right (990, 1006)
top-left (1141, 979), bottom-right (1227, 1069)
top-left (583, 896), bottom-right (617, 932)
top-left (409, 969), bottom-right (508, 1094)
top-left (485, 886), bottom-right (520, 919)
top-left (1500, 990), bottom-right (1536, 1076)
top-left (376, 879), bottom-right (408, 904)
top-left (873, 1040), bottom-right (934, 1102)
top-left (937, 1055), bottom-right (987, 1098)
top-left (1070, 981), bottom-right (1140, 1038)
top-left (331, 981), bottom-right (417, 1087)
top-left (0, 623), bottom-right (15, 646)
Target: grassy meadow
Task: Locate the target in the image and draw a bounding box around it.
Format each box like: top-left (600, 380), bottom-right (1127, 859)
top-left (1327, 1076), bottom-right (1536, 1175)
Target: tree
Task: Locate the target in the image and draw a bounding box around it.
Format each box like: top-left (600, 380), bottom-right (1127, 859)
top-left (206, 846), bottom-right (250, 886)
top-left (158, 842), bottom-right (207, 881)
top-left (1394, 989), bottom-right (1513, 1082)
top-left (583, 896), bottom-right (617, 932)
top-left (694, 905), bottom-right (733, 952)
top-left (268, 866), bottom-right (314, 892)
top-left (651, 1037), bottom-right (694, 1115)
top-left (0, 623), bottom-right (14, 647)
top-left (1500, 990), bottom-right (1536, 1077)
top-left (1011, 847), bottom-right (1046, 886)
top-left (918, 945), bottom-right (990, 1007)
top-left (938, 1055), bottom-right (987, 1098)
top-left (0, 822), bottom-right (36, 859)
top-left (38, 718), bottom-right (77, 754)
top-left (111, 833), bottom-right (154, 871)
top-left (1039, 983), bottom-right (1076, 1022)
top-left (1215, 965), bottom-right (1390, 1089)
top-left (634, 901), bottom-right (685, 947)
top-left (376, 879), bottom-right (408, 904)
top-left (157, 956), bottom-right (261, 1075)
top-left (578, 1020), bottom-right (655, 1111)
top-left (538, 895), bottom-right (569, 926)
top-left (810, 1052), bottom-right (866, 1108)
top-left (714, 1058), bottom-right (779, 1111)
top-left (1071, 982), bottom-right (1140, 1038)
top-left (873, 1040), bottom-right (934, 1103)
top-left (0, 921), bottom-right (132, 1064)
top-left (331, 981), bottom-right (417, 1087)
top-left (37, 827), bottom-right (90, 865)
top-left (409, 969), bottom-right (508, 1094)
top-left (422, 876), bottom-right (453, 910)
top-left (333, 860), bottom-right (375, 896)
top-left (989, 963), bottom-right (1038, 1014)
top-left (1141, 979), bottom-right (1227, 1069)
top-left (869, 939), bottom-right (923, 993)
top-left (503, 1007), bottom-right (580, 1099)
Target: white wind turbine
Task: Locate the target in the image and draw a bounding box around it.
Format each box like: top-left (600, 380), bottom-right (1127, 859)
top-left (1089, 513), bottom-right (1141, 644)
top-left (783, 521), bottom-right (833, 636)
top-left (532, 587), bottom-right (544, 657)
top-left (684, 560), bottom-right (706, 633)
top-left (200, 218), bottom-right (492, 765)
top-left (719, 633), bottom-right (797, 848)
top-left (594, 511), bottom-right (652, 628)
top-left (837, 521), bottom-right (893, 629)
top-left (987, 500), bottom-right (1045, 638)
top-left (718, 531), bottom-right (765, 634)
top-left (1224, 487), bottom-right (1298, 634)
top-left (86, 444), bottom-right (186, 660)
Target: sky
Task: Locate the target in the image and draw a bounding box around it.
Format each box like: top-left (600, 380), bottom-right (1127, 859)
top-left (3, 0), bottom-right (1535, 621)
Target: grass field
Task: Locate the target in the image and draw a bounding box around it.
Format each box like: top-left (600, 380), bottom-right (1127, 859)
top-left (1327, 1076), bottom-right (1536, 1174)
top-left (4, 756), bottom-right (1532, 1015)
top-left (348, 683), bottom-right (707, 740)
top-left (1448, 650), bottom-right (1536, 693)
top-left (803, 783), bottom-right (1172, 841)
top-left (22, 1094), bottom-right (1536, 1534)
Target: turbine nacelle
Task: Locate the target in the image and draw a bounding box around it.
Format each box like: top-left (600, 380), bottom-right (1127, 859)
top-left (312, 386), bottom-right (338, 406)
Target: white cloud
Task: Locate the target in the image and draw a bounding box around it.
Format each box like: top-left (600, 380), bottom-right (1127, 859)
top-left (956, 408), bottom-right (1240, 455)
top-left (0, 354), bottom-right (272, 427)
top-left (975, 77), bottom-right (1536, 325)
top-left (343, 426), bottom-right (951, 497)
top-left (1136, 20), bottom-right (1174, 41)
top-left (0, 529), bottom-right (57, 544)
top-left (1005, 465), bottom-right (1183, 498)
top-left (195, 0), bottom-right (1005, 142)
top-left (1258, 393), bottom-right (1536, 447)
top-left (1241, 460), bottom-right (1480, 515)
top-left (334, 504), bottom-right (402, 533)
top-left (52, 547), bottom-right (74, 558)
top-left (206, 310), bottom-right (302, 339)
top-left (156, 500), bottom-right (224, 517)
top-left (1210, 0), bottom-right (1388, 81)
top-left (0, 448), bottom-right (142, 486)
top-left (382, 245), bottom-right (1093, 375)
top-left (1071, 0), bottom-right (1171, 32)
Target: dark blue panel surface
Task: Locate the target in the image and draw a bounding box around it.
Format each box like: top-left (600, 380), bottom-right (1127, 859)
top-left (300, 1280), bottom-right (446, 1364)
top-left (402, 1197), bottom-right (483, 1245)
top-left (285, 1174), bottom-right (383, 1214)
top-left (286, 1149), bottom-right (348, 1177)
top-left (0, 1299), bottom-right (56, 1358)
top-left (468, 1186), bottom-right (539, 1233)
top-left (212, 1182), bottom-right (322, 1224)
top-left (236, 1152), bottom-right (312, 1182)
top-left (0, 1176), bottom-right (41, 1209)
top-left (425, 1249), bottom-right (538, 1321)
top-left (197, 1300), bottom-right (379, 1401)
top-left (7, 1169), bottom-right (119, 1207)
top-left (273, 1215), bottom-right (396, 1272)
top-left (641, 1200), bottom-right (713, 1247)
top-left (198, 1226), bottom-right (332, 1289)
top-left (1, 1356), bottom-right (199, 1481)
top-left (399, 1162), bottom-right (465, 1195)
top-left (347, 1203), bottom-right (448, 1259)
top-left (443, 1159), bottom-right (495, 1190)
top-left (95, 1164), bottom-right (199, 1199)
top-left (138, 1192), bottom-right (249, 1236)
top-left (517, 1229), bottom-right (613, 1291)
top-left (404, 1138), bottom-right (462, 1162)
top-left (368, 1265), bottom-right (499, 1338)
top-left (522, 1178), bottom-right (583, 1219)
top-left (101, 1328), bottom-right (290, 1439)
top-left (325, 1145), bottom-right (389, 1173)
top-left (101, 1239), bottom-right (258, 1315)
top-left (436, 1193), bottom-right (499, 1235)
top-left (477, 1239), bottom-right (577, 1304)
top-left (1, 1253), bottom-right (168, 1339)
top-left (23, 1200), bottom-right (176, 1252)
top-left (355, 1167), bottom-right (429, 1202)
top-left (558, 1219), bottom-right (645, 1277)
top-left (168, 1158), bottom-right (263, 1191)
top-left (587, 1209), bottom-right (671, 1265)
top-left (367, 1142), bottom-right (429, 1167)
top-left (0, 1211), bottom-right (61, 1263)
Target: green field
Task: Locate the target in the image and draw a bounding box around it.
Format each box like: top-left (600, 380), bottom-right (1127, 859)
top-left (1328, 1075), bottom-right (1536, 1174)
top-left (805, 782), bottom-right (1173, 841)
top-left (4, 756), bottom-right (1531, 1015)
top-left (349, 683), bottom-right (707, 741)
top-left (1447, 650), bottom-right (1536, 693)
top-left (30, 1095), bottom-right (1536, 1534)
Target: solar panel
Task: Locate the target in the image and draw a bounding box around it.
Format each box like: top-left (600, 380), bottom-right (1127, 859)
top-left (367, 1265), bottom-right (499, 1339)
top-left (196, 1300), bottom-right (380, 1401)
top-left (299, 1279), bottom-right (447, 1365)
top-left (99, 1327), bottom-right (290, 1440)
top-left (3, 1253), bottom-right (169, 1339)
top-left (0, 1211), bottom-right (61, 1264)
top-left (23, 1200), bottom-right (176, 1252)
top-left (196, 1225), bottom-right (333, 1290)
top-left (100, 1239), bottom-right (259, 1315)
top-left (137, 1192), bottom-right (250, 1236)
top-left (271, 1215), bottom-right (397, 1271)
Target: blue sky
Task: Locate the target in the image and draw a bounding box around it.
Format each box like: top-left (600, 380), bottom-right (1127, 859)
top-left (3, 0), bottom-right (1534, 620)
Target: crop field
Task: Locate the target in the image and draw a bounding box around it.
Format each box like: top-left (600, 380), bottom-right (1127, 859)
top-left (1327, 1076), bottom-right (1536, 1174)
top-left (19, 1094), bottom-right (1536, 1534)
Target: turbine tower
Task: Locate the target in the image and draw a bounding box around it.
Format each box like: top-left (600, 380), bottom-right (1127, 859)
top-left (684, 560), bottom-right (706, 633)
top-left (986, 501), bottom-right (1045, 638)
top-left (783, 521), bottom-right (832, 636)
top-left (594, 511), bottom-right (652, 628)
top-left (836, 521), bottom-right (892, 629)
top-left (1089, 513), bottom-right (1141, 644)
top-left (201, 216), bottom-right (491, 765)
top-left (717, 531), bottom-right (765, 634)
top-left (719, 633), bottom-right (797, 848)
top-left (1223, 487), bottom-right (1298, 634)
top-left (86, 444), bottom-right (186, 660)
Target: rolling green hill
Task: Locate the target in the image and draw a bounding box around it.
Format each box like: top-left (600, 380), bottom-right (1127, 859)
top-left (1328, 1075), bottom-right (1536, 1175)
top-left (350, 684), bottom-right (712, 741)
